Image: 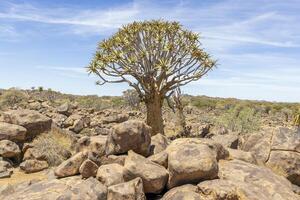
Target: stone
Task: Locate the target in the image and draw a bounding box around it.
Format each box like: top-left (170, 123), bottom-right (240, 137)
top-left (51, 113), bottom-right (67, 127)
top-left (96, 163), bottom-right (132, 187)
top-left (100, 154), bottom-right (127, 166)
top-left (241, 127), bottom-right (300, 186)
top-left (76, 135), bottom-right (107, 161)
top-left (125, 150), bottom-right (168, 194)
top-left (70, 118), bottom-right (84, 133)
top-left (0, 122), bottom-right (27, 142)
top-left (266, 127), bottom-right (300, 186)
top-left (166, 138), bottom-right (224, 189)
top-left (0, 159), bottom-right (12, 171)
top-left (227, 148), bottom-right (257, 164)
top-left (79, 159), bottom-right (98, 178)
top-left (0, 140), bottom-right (20, 158)
top-left (102, 113), bottom-right (129, 124)
top-left (2, 109), bottom-right (52, 139)
top-left (57, 102), bottom-right (73, 116)
top-left (162, 184), bottom-right (201, 200)
top-left (23, 148), bottom-right (44, 161)
top-left (0, 170), bottom-right (13, 179)
top-left (107, 177), bottom-right (146, 200)
top-left (55, 152), bottom-right (87, 178)
top-left (20, 159), bottom-right (49, 173)
top-left (148, 150), bottom-right (168, 168)
top-left (210, 133), bottom-right (239, 149)
top-left (218, 159), bottom-right (299, 199)
top-left (106, 120), bottom-right (151, 157)
top-left (239, 128), bottom-right (272, 164)
top-left (198, 179), bottom-right (267, 200)
top-left (63, 114), bottom-right (81, 128)
top-left (0, 176), bottom-right (107, 200)
top-left (150, 133), bottom-right (169, 155)
top-left (28, 102), bottom-right (41, 110)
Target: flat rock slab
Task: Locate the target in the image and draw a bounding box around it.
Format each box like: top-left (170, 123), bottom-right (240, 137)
top-left (2, 109), bottom-right (52, 139)
top-left (0, 122), bottom-right (27, 142)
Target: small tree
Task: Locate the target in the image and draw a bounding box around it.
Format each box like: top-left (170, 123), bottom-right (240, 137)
top-left (123, 89), bottom-right (140, 108)
top-left (293, 111), bottom-right (300, 132)
top-left (88, 20), bottom-right (216, 135)
top-left (169, 87), bottom-right (190, 137)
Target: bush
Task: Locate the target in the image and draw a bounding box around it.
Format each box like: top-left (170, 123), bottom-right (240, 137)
top-left (0, 89), bottom-right (28, 109)
top-left (215, 104), bottom-right (262, 133)
top-left (191, 96), bottom-right (217, 110)
top-left (122, 89), bottom-right (140, 108)
top-left (31, 129), bottom-right (74, 166)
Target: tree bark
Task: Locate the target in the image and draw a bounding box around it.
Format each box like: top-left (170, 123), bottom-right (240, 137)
top-left (145, 94), bottom-right (164, 135)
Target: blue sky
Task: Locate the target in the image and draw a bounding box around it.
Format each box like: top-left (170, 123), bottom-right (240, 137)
top-left (0, 0), bottom-right (300, 102)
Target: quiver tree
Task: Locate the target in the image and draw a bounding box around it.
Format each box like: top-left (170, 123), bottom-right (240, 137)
top-left (168, 87), bottom-right (190, 137)
top-left (88, 20), bottom-right (216, 135)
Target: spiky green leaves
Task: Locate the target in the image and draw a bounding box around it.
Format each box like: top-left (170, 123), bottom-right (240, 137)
top-left (88, 19), bottom-right (216, 97)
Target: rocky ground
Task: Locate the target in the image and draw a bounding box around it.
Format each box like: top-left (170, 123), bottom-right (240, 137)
top-left (0, 90), bottom-right (299, 199)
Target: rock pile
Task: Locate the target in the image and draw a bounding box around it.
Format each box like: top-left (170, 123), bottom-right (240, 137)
top-left (0, 100), bottom-right (299, 199)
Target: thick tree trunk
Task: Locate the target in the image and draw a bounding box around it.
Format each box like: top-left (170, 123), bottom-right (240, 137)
top-left (145, 95), bottom-right (164, 135)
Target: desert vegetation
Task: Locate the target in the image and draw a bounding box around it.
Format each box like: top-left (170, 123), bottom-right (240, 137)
top-left (0, 20), bottom-right (299, 200)
top-left (88, 20), bottom-right (216, 135)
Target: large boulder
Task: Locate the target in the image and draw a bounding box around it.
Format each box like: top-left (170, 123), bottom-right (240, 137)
top-left (162, 184), bottom-right (201, 200)
top-left (198, 179), bottom-right (268, 199)
top-left (0, 122), bottom-right (27, 142)
top-left (99, 154), bottom-right (127, 166)
top-left (57, 102), bottom-right (73, 116)
top-left (107, 177), bottom-right (146, 200)
top-left (76, 135), bottom-right (107, 156)
top-left (150, 133), bottom-right (170, 155)
top-left (148, 150), bottom-right (168, 168)
top-left (55, 152), bottom-right (87, 178)
top-left (20, 159), bottom-right (49, 173)
top-left (23, 148), bottom-right (44, 161)
top-left (0, 176), bottom-right (107, 200)
top-left (102, 113), bottom-right (129, 124)
top-left (2, 109), bottom-right (52, 139)
top-left (217, 159), bottom-right (299, 199)
top-left (79, 159), bottom-right (98, 178)
top-left (210, 133), bottom-right (239, 149)
top-left (124, 150), bottom-right (168, 194)
top-left (106, 120), bottom-right (151, 157)
top-left (96, 163), bottom-right (132, 187)
top-left (240, 127), bottom-right (300, 186)
top-left (266, 128), bottom-right (300, 186)
top-left (56, 177), bottom-right (107, 200)
top-left (69, 118), bottom-right (84, 133)
top-left (227, 148), bottom-right (257, 164)
top-left (51, 113), bottom-right (67, 127)
top-left (166, 138), bottom-right (227, 189)
top-left (0, 140), bottom-right (20, 158)
top-left (0, 159), bottom-right (13, 178)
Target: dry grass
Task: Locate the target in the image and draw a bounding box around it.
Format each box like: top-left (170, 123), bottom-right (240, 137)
top-left (31, 129), bottom-right (74, 166)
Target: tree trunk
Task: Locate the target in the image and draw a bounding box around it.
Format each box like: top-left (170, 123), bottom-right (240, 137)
top-left (145, 95), bottom-right (164, 135)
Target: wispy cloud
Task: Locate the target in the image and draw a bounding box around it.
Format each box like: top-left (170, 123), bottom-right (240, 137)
top-left (0, 0), bottom-right (299, 49)
top-left (1, 0), bottom-right (300, 101)
top-left (35, 66), bottom-right (87, 74)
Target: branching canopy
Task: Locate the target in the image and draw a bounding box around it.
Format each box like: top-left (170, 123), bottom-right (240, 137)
top-left (88, 20), bottom-right (216, 102)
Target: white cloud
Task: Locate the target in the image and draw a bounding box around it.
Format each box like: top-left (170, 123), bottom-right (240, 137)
top-left (35, 66), bottom-right (87, 74)
top-left (0, 0), bottom-right (299, 49)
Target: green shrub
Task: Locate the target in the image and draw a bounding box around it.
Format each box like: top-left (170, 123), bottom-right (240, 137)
top-left (38, 86), bottom-right (44, 92)
top-left (215, 104), bottom-right (262, 133)
top-left (191, 96), bottom-right (217, 110)
top-left (0, 89), bottom-right (28, 108)
top-left (122, 89), bottom-right (140, 108)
